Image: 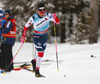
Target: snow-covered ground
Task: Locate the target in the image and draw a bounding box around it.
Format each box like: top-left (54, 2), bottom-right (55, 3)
top-left (0, 42), bottom-right (100, 84)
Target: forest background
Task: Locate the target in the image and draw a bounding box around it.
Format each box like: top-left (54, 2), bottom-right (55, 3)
top-left (0, 0), bottom-right (99, 44)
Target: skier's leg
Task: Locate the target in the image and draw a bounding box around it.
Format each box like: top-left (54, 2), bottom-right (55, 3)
top-left (36, 52), bottom-right (44, 70)
top-left (32, 33), bottom-right (47, 77)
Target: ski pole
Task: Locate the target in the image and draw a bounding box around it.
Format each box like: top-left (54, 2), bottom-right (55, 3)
top-left (53, 19), bottom-right (59, 71)
top-left (6, 43), bottom-right (24, 72)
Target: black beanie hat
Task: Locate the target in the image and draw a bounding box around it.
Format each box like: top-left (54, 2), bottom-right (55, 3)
top-left (38, 3), bottom-right (45, 10)
top-left (4, 10), bottom-right (11, 15)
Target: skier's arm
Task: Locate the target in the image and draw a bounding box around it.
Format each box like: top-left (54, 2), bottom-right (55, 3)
top-left (48, 13), bottom-right (60, 24)
top-left (23, 16), bottom-right (34, 37)
top-left (21, 17), bottom-right (34, 43)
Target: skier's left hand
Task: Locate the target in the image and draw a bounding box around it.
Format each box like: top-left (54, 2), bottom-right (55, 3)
top-left (52, 13), bottom-right (57, 18)
top-left (52, 13), bottom-right (60, 24)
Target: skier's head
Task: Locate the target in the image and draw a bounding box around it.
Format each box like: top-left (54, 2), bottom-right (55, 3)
top-left (0, 8), bottom-right (3, 16)
top-left (4, 10), bottom-right (12, 19)
top-left (38, 3), bottom-right (45, 10)
top-left (4, 10), bottom-right (11, 15)
top-left (38, 3), bottom-right (46, 17)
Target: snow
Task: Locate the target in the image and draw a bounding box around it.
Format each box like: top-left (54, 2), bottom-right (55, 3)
top-left (0, 42), bottom-right (100, 84)
top-left (0, 2), bottom-right (4, 8)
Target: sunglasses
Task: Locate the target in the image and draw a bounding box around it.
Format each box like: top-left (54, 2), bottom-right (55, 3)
top-left (38, 9), bottom-right (46, 11)
top-left (5, 13), bottom-right (9, 15)
top-left (5, 14), bottom-right (9, 15)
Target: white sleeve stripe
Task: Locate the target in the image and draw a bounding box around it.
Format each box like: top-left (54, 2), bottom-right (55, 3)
top-left (25, 17), bottom-right (34, 27)
top-left (6, 21), bottom-right (11, 28)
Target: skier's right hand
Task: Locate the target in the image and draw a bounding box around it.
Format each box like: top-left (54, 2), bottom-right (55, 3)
top-left (21, 26), bottom-right (28, 43)
top-left (20, 36), bottom-right (25, 43)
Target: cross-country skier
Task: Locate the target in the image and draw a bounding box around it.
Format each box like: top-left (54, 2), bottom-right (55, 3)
top-left (21, 3), bottom-right (60, 77)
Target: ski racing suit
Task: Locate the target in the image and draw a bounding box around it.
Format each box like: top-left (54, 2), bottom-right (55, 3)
top-left (21, 12), bottom-right (60, 70)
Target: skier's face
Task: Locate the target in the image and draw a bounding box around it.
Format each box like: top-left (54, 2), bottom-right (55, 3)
top-left (38, 8), bottom-right (46, 17)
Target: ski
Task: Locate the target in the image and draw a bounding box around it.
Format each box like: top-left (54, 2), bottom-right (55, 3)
top-left (14, 63), bottom-right (45, 78)
top-left (13, 67), bottom-right (22, 71)
top-left (14, 63), bottom-right (30, 71)
top-left (14, 63), bottom-right (32, 69)
top-left (14, 59), bottom-right (53, 64)
top-left (14, 59), bottom-right (63, 71)
top-left (14, 59), bottom-right (63, 64)
top-left (14, 63), bottom-right (51, 69)
top-left (20, 63), bottom-right (45, 78)
top-left (21, 66), bottom-right (35, 73)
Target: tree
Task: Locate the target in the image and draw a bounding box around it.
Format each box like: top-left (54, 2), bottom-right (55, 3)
top-left (69, 0), bottom-right (99, 44)
top-left (89, 0), bottom-right (99, 44)
top-left (70, 9), bottom-right (92, 44)
top-left (66, 0), bottom-right (90, 44)
top-left (2, 0), bottom-right (37, 42)
top-left (2, 0), bottom-right (54, 42)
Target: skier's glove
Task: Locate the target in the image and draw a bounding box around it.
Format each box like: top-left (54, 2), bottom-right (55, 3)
top-left (20, 26), bottom-right (28, 43)
top-left (20, 36), bottom-right (25, 43)
top-left (52, 13), bottom-right (57, 18)
top-left (52, 13), bottom-right (60, 24)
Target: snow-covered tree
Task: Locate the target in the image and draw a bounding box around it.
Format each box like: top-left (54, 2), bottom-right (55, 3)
top-left (68, 0), bottom-right (99, 44)
top-left (2, 0), bottom-right (54, 42)
top-left (51, 0), bottom-right (84, 43)
top-left (70, 9), bottom-right (92, 44)
top-left (2, 0), bottom-right (99, 44)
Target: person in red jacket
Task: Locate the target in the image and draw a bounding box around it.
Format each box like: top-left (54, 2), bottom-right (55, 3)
top-left (0, 10), bottom-right (16, 72)
top-left (21, 3), bottom-right (60, 77)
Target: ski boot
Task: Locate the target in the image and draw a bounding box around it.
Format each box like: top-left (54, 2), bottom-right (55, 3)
top-left (35, 69), bottom-right (43, 77)
top-left (31, 59), bottom-right (36, 72)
